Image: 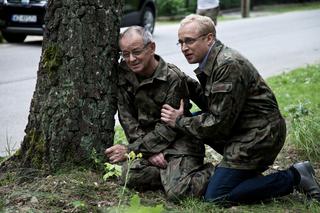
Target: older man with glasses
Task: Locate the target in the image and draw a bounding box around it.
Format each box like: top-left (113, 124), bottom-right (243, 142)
top-left (161, 14), bottom-right (320, 204)
top-left (105, 26), bottom-right (214, 201)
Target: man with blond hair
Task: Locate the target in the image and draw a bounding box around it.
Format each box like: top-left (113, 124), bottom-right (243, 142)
top-left (161, 14), bottom-right (320, 204)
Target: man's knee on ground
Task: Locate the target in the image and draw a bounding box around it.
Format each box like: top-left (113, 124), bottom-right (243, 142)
top-left (122, 165), bottom-right (162, 191)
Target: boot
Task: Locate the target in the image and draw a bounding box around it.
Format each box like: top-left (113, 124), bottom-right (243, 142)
top-left (293, 161), bottom-right (320, 201)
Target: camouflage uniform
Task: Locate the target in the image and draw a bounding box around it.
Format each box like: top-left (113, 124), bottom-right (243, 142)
top-left (117, 55), bottom-right (214, 200)
top-left (176, 40), bottom-right (286, 172)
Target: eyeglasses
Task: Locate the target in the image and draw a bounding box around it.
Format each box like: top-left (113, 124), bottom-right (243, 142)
top-left (120, 42), bottom-right (150, 60)
top-left (176, 34), bottom-right (208, 47)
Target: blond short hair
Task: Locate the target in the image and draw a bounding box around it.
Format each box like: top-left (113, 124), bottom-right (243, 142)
top-left (180, 14), bottom-right (216, 37)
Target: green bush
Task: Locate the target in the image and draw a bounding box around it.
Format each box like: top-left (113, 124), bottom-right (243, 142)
top-left (157, 0), bottom-right (187, 16)
top-left (0, 32), bottom-right (3, 43)
top-left (220, 0), bottom-right (241, 9)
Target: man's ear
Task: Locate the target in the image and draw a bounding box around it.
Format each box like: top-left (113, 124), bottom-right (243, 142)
top-left (207, 33), bottom-right (215, 45)
top-left (150, 42), bottom-right (156, 53)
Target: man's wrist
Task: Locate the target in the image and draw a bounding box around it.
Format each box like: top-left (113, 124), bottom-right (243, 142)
top-left (175, 114), bottom-right (185, 130)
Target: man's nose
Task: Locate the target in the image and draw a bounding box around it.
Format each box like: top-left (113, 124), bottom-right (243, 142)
top-left (128, 53), bottom-right (136, 61)
top-left (181, 43), bottom-right (189, 51)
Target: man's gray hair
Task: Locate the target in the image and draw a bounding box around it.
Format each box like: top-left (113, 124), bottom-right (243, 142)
top-left (180, 14), bottom-right (216, 37)
top-left (120, 26), bottom-right (154, 45)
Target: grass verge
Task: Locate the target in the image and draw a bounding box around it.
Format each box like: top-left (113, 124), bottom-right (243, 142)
top-left (268, 64), bottom-right (320, 162)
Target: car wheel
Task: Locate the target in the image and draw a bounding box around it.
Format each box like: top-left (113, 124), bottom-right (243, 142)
top-left (141, 7), bottom-right (155, 34)
top-left (2, 32), bottom-right (27, 43)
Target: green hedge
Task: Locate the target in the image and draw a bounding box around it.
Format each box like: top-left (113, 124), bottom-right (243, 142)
top-left (157, 0), bottom-right (186, 16)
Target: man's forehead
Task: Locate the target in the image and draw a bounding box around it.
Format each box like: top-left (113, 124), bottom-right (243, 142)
top-left (178, 22), bottom-right (200, 37)
top-left (120, 34), bottom-right (144, 49)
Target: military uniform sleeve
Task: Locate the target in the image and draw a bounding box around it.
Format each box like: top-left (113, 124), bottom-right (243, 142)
top-left (184, 74), bottom-right (207, 111)
top-left (117, 85), bottom-right (146, 143)
top-left (127, 76), bottom-right (186, 156)
top-left (175, 62), bottom-right (248, 140)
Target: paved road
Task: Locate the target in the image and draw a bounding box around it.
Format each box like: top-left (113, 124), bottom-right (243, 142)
top-left (0, 10), bottom-right (319, 156)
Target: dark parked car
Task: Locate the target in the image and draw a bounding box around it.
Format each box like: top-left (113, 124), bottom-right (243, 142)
top-left (0, 0), bottom-right (156, 43)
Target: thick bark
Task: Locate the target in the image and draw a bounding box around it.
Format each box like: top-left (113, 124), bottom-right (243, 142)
top-left (2, 0), bottom-right (122, 172)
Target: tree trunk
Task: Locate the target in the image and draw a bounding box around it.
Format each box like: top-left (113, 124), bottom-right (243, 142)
top-left (241, 0), bottom-right (250, 18)
top-left (2, 0), bottom-right (122, 172)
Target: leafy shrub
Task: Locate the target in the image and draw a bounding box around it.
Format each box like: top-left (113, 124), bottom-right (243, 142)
top-left (157, 0), bottom-right (186, 16)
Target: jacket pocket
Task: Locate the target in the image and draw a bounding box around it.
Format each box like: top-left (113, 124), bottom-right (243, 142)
top-left (205, 82), bottom-right (232, 96)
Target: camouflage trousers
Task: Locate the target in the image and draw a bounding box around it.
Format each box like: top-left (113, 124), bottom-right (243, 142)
top-left (122, 155), bottom-right (214, 201)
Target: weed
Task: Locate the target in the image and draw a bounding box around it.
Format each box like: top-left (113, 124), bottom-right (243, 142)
top-left (103, 163), bottom-right (121, 181)
top-left (90, 148), bottom-right (105, 171)
top-left (2, 130), bottom-right (17, 158)
top-left (288, 113), bottom-right (320, 161)
top-left (118, 151), bottom-right (142, 208)
top-left (70, 200), bottom-right (88, 212)
top-left (108, 194), bottom-right (164, 213)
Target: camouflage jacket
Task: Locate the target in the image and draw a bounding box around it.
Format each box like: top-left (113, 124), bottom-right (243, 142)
top-left (176, 40), bottom-right (286, 171)
top-left (118, 55), bottom-right (205, 157)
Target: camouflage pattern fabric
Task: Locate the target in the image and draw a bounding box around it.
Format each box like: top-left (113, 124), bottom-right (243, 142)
top-left (117, 55), bottom-right (214, 200)
top-left (122, 157), bottom-right (214, 201)
top-left (176, 40), bottom-right (286, 172)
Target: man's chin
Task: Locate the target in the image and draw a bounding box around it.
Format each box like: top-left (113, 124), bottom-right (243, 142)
top-left (130, 66), bottom-right (142, 73)
top-left (185, 57), bottom-right (197, 64)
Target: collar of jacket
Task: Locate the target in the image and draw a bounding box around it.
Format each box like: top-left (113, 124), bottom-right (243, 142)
top-left (194, 39), bottom-right (224, 77)
top-left (119, 54), bottom-right (168, 90)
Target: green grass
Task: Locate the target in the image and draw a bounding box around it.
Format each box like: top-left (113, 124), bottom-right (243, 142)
top-left (173, 195), bottom-right (320, 213)
top-left (267, 64), bottom-right (320, 116)
top-left (267, 64), bottom-right (320, 161)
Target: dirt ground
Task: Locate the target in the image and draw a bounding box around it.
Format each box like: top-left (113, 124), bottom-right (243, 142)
top-left (0, 144), bottom-right (319, 212)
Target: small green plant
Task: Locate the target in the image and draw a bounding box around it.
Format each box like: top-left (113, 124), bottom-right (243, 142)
top-left (70, 200), bottom-right (87, 212)
top-left (103, 163), bottom-right (122, 181)
top-left (104, 150), bottom-right (146, 212)
top-left (118, 151), bottom-right (143, 208)
top-left (284, 100), bottom-right (310, 119)
top-left (109, 194), bottom-right (164, 213)
top-left (90, 148), bottom-right (105, 171)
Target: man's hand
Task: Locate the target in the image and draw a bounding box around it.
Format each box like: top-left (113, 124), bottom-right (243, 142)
top-left (161, 99), bottom-right (184, 127)
top-left (148, 153), bottom-right (168, 169)
top-left (105, 144), bottom-right (128, 163)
